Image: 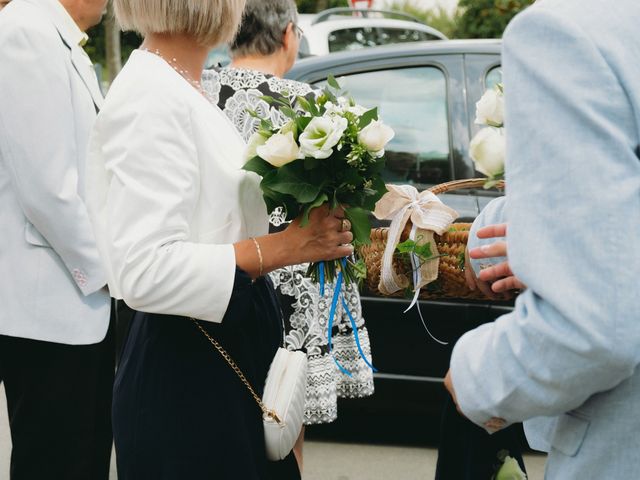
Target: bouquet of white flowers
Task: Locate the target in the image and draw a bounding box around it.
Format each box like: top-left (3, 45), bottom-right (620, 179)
top-left (243, 76), bottom-right (394, 285)
top-left (470, 83), bottom-right (505, 188)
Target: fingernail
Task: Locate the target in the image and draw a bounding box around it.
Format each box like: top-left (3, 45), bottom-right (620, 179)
top-left (480, 245), bottom-right (491, 253)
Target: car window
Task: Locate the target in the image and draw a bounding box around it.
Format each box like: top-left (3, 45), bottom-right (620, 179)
top-left (377, 27), bottom-right (441, 46)
top-left (315, 67), bottom-right (451, 186)
top-left (328, 27), bottom-right (437, 53)
top-left (485, 66), bottom-right (502, 89)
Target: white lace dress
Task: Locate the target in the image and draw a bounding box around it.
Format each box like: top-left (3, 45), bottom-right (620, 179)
top-left (203, 67), bottom-right (375, 425)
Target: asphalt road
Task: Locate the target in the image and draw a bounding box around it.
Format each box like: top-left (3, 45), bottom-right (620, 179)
top-left (0, 384), bottom-right (546, 479)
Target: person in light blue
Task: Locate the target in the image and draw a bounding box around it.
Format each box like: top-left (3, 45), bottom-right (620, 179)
top-left (444, 0), bottom-right (640, 478)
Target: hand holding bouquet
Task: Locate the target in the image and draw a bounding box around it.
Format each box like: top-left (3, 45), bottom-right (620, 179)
top-left (243, 76), bottom-right (394, 285)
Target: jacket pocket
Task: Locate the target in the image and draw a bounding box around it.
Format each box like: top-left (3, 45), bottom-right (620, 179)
top-left (550, 411), bottom-right (590, 457)
top-left (24, 222), bottom-right (51, 248)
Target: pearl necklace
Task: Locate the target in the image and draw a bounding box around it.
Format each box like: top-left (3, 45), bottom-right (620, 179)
top-left (142, 47), bottom-right (213, 102)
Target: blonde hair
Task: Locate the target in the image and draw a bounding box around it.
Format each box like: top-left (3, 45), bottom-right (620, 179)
top-left (114, 0), bottom-right (246, 47)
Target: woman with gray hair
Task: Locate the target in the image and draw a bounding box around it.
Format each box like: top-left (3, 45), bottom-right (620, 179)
top-left (203, 0), bottom-right (375, 469)
top-left (86, 0), bottom-right (355, 478)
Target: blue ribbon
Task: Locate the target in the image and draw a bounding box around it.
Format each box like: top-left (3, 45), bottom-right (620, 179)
top-left (318, 262), bottom-right (325, 297)
top-left (341, 296), bottom-right (378, 372)
top-left (327, 270), bottom-right (352, 377)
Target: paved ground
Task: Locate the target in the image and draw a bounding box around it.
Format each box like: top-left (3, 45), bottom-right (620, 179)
top-left (0, 384), bottom-right (546, 479)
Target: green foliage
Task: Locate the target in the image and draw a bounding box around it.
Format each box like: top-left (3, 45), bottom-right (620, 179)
top-left (455, 0), bottom-right (535, 39)
top-left (387, 0), bottom-right (533, 40)
top-left (295, 0), bottom-right (348, 14)
top-left (396, 238), bottom-right (434, 262)
top-left (85, 24), bottom-right (141, 73)
top-left (387, 1), bottom-right (460, 38)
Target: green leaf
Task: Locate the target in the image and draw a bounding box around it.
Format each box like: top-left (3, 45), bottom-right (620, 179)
top-left (270, 162), bottom-right (323, 203)
top-left (300, 193), bottom-right (328, 227)
top-left (344, 206), bottom-right (372, 245)
top-left (296, 115), bottom-right (312, 133)
top-left (304, 157), bottom-right (321, 170)
top-left (296, 95), bottom-right (319, 116)
top-left (327, 75), bottom-right (341, 91)
top-left (296, 96), bottom-right (313, 114)
top-left (259, 95), bottom-right (276, 104)
top-left (280, 106), bottom-right (297, 119)
top-left (358, 107), bottom-right (378, 129)
top-left (243, 156), bottom-right (274, 177)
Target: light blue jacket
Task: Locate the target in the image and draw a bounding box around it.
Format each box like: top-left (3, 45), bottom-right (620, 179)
top-left (451, 0), bottom-right (640, 477)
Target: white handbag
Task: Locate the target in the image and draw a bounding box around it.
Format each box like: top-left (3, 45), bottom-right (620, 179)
top-left (192, 319), bottom-right (307, 461)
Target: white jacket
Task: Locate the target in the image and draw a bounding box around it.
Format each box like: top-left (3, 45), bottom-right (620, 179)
top-left (0, 0), bottom-right (110, 344)
top-left (86, 50), bottom-right (268, 323)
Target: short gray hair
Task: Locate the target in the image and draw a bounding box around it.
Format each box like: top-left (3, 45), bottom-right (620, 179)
top-left (115, 0), bottom-right (245, 47)
top-left (230, 0), bottom-right (298, 57)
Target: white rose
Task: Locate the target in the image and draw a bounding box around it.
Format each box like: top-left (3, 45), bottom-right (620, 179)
top-left (358, 120), bottom-right (395, 156)
top-left (256, 131), bottom-right (300, 167)
top-left (245, 131), bottom-right (268, 161)
top-left (469, 127), bottom-right (505, 177)
top-left (299, 115), bottom-right (348, 159)
top-left (475, 88), bottom-right (504, 127)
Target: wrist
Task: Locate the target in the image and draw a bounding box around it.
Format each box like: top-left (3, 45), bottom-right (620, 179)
top-left (257, 230), bottom-right (297, 274)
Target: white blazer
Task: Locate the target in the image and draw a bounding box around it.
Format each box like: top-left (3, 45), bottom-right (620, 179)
top-left (86, 50), bottom-right (268, 323)
top-left (0, 0), bottom-right (110, 344)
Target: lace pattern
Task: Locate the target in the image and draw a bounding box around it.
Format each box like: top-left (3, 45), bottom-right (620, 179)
top-left (203, 67), bottom-right (375, 425)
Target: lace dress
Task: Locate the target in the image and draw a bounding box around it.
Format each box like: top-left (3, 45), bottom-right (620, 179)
top-left (203, 67), bottom-right (374, 425)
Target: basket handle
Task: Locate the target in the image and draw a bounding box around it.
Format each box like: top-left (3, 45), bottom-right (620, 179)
top-left (427, 178), bottom-right (505, 195)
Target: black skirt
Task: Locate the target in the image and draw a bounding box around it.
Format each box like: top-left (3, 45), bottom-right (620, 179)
top-left (112, 270), bottom-right (300, 480)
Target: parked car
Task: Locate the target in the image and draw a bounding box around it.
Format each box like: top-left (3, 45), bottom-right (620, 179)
top-left (298, 8), bottom-right (447, 56)
top-left (204, 8), bottom-right (447, 69)
top-left (286, 39), bottom-right (512, 440)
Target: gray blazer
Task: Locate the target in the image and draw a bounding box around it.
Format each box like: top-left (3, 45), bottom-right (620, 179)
top-left (451, 0), bottom-right (640, 477)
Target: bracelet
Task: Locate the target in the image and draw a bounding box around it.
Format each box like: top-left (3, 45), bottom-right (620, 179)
top-left (251, 237), bottom-right (264, 277)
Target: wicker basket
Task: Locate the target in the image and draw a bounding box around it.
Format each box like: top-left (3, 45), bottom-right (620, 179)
top-left (358, 178), bottom-right (504, 301)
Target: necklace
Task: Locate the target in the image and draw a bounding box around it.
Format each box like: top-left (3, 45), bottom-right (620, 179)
top-left (142, 47), bottom-right (213, 102)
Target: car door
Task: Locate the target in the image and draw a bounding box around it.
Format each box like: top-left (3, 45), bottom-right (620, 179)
top-left (288, 50), bottom-right (511, 420)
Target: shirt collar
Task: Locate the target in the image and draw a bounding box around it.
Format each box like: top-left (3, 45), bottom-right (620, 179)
top-left (41, 0), bottom-right (89, 47)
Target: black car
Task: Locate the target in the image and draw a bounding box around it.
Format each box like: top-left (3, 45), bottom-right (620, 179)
top-left (286, 40), bottom-right (513, 442)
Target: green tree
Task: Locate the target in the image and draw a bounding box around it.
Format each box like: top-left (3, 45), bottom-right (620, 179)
top-left (295, 0), bottom-right (348, 14)
top-left (388, 1), bottom-right (460, 38)
top-left (455, 0), bottom-right (534, 38)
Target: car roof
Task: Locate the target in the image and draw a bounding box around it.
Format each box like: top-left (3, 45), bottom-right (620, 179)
top-left (288, 38), bottom-right (501, 78)
top-left (303, 18), bottom-right (448, 39)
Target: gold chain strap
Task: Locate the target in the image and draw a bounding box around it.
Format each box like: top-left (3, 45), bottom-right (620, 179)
top-left (191, 318), bottom-right (283, 424)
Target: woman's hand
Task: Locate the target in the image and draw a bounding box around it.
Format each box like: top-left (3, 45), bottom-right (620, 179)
top-left (465, 223), bottom-right (526, 297)
top-left (283, 204), bottom-right (354, 264)
top-left (234, 204), bottom-right (354, 279)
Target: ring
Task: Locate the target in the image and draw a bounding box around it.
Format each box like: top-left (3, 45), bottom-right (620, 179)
top-left (340, 218), bottom-right (351, 232)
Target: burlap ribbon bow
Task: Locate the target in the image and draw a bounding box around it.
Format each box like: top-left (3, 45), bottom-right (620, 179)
top-left (373, 185), bottom-right (459, 296)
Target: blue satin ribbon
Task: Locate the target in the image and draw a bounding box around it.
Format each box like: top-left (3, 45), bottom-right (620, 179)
top-left (318, 262), bottom-right (325, 297)
top-left (327, 270), bottom-right (352, 377)
top-left (320, 258), bottom-right (377, 377)
top-left (341, 296), bottom-right (377, 372)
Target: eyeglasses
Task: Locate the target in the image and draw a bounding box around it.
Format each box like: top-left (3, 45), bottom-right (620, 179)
top-left (292, 23), bottom-right (304, 40)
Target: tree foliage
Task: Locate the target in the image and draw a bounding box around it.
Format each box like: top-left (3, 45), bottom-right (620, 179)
top-left (295, 0), bottom-right (348, 13)
top-left (455, 0), bottom-right (534, 38)
top-left (388, 1), bottom-right (460, 38)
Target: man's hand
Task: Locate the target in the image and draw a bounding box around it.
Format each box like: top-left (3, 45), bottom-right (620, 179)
top-left (444, 369), bottom-right (464, 416)
top-left (466, 223), bottom-right (526, 296)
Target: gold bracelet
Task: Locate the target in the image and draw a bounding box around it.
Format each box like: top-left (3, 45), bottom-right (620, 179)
top-left (251, 237), bottom-right (263, 277)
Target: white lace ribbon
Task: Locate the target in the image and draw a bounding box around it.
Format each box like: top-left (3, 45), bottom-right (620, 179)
top-left (373, 185), bottom-right (459, 296)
